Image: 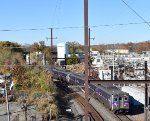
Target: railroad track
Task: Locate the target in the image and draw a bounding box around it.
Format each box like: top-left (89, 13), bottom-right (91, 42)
top-left (75, 95), bottom-right (104, 121)
top-left (56, 81), bottom-right (104, 121)
top-left (116, 114), bottom-right (132, 121)
top-left (55, 81), bottom-right (131, 121)
top-left (87, 92), bottom-right (133, 121)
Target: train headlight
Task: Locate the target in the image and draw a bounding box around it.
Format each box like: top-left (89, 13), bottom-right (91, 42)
top-left (113, 102), bottom-right (118, 106)
top-left (124, 102), bottom-right (129, 106)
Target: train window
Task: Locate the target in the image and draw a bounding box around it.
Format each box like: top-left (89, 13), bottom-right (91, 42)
top-left (113, 98), bottom-right (118, 102)
top-left (119, 97), bottom-right (123, 100)
top-left (97, 59), bottom-right (100, 62)
top-left (124, 97), bottom-right (128, 101)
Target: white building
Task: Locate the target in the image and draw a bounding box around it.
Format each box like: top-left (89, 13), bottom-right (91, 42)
top-left (26, 54), bottom-right (30, 64)
top-left (92, 56), bottom-right (104, 68)
top-left (26, 52), bottom-right (46, 65)
top-left (57, 43), bottom-right (68, 65)
top-left (98, 70), bottom-right (111, 80)
top-left (106, 49), bottom-right (129, 54)
top-left (90, 49), bottom-right (103, 67)
top-left (91, 50), bottom-right (100, 58)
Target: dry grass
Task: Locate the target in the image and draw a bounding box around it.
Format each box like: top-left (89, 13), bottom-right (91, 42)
top-left (13, 66), bottom-right (59, 120)
top-left (0, 97), bottom-right (5, 104)
top-left (50, 103), bottom-right (59, 118)
top-left (36, 98), bottom-right (49, 112)
top-left (16, 91), bottom-right (59, 119)
top-left (66, 63), bottom-right (85, 73)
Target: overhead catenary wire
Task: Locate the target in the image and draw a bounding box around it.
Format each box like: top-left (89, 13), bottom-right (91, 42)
top-left (0, 1), bottom-right (149, 34)
top-left (1, 0), bottom-right (150, 32)
top-left (120, 1), bottom-right (150, 119)
top-left (120, 0), bottom-right (150, 28)
top-left (0, 21), bottom-right (150, 32)
top-left (51, 0), bottom-right (62, 26)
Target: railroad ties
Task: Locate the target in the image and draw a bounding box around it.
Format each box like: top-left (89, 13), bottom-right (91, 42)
top-left (75, 94), bottom-right (104, 121)
top-left (116, 114), bottom-right (132, 121)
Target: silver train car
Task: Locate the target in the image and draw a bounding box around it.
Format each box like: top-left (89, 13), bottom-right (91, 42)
top-left (50, 67), bottom-right (129, 114)
top-left (89, 84), bottom-right (129, 114)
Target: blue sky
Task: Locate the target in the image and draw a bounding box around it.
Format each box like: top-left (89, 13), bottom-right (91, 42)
top-left (0, 0), bottom-right (150, 46)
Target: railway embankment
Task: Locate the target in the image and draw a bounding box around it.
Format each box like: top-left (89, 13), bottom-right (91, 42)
top-left (70, 99), bottom-right (84, 119)
top-left (75, 90), bottom-right (120, 121)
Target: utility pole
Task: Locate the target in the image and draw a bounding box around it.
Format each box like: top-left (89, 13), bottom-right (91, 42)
top-left (21, 100), bottom-right (28, 121)
top-left (89, 28), bottom-right (95, 68)
top-left (47, 91), bottom-right (51, 121)
top-left (5, 75), bottom-right (10, 121)
top-left (46, 28), bottom-right (57, 64)
top-left (88, 28), bottom-right (95, 78)
top-left (46, 28), bottom-right (57, 50)
top-left (88, 28), bottom-right (95, 57)
top-left (89, 28), bottom-right (91, 56)
top-left (113, 44), bottom-right (115, 80)
top-left (88, 28), bottom-right (91, 78)
top-left (25, 106), bottom-right (27, 121)
top-left (144, 61), bottom-right (148, 121)
top-left (46, 28), bottom-right (57, 65)
top-left (22, 103), bottom-right (28, 121)
top-left (84, 0), bottom-right (89, 121)
top-left (113, 52), bottom-right (115, 80)
top-left (51, 28), bottom-right (53, 49)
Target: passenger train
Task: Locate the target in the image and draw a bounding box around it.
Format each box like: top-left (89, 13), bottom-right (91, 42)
top-left (47, 66), bottom-right (129, 114)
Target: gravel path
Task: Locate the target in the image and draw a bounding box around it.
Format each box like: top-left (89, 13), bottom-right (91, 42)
top-left (0, 102), bottom-right (43, 121)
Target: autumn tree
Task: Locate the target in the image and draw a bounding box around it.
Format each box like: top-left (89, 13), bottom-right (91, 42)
top-left (12, 64), bottom-right (26, 89)
top-left (0, 41), bottom-right (23, 52)
top-left (66, 41), bottom-right (83, 54)
top-left (30, 42), bottom-right (40, 53)
top-left (67, 54), bottom-right (79, 65)
top-left (0, 41), bottom-right (25, 73)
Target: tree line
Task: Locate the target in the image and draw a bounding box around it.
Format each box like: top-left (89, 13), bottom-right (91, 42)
top-left (92, 40), bottom-right (150, 53)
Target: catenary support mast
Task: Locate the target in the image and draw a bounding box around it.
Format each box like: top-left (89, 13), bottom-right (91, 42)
top-left (84, 0), bottom-right (89, 121)
top-left (144, 61), bottom-right (148, 121)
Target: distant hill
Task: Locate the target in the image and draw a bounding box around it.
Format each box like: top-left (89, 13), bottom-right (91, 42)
top-left (91, 40), bottom-right (150, 53)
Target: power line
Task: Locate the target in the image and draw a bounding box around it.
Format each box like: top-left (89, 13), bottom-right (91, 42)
top-left (0, 28), bottom-right (47, 31)
top-left (120, 0), bottom-right (150, 28)
top-left (0, 21), bottom-right (150, 32)
top-left (51, 0), bottom-right (62, 25)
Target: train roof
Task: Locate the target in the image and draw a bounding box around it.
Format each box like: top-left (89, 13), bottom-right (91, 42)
top-left (52, 68), bottom-right (128, 96)
top-left (53, 68), bottom-right (70, 73)
top-left (93, 84), bottom-right (128, 96)
top-left (70, 73), bottom-right (128, 96)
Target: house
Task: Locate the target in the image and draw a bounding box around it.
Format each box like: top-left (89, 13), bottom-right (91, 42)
top-left (92, 56), bottom-right (103, 68)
